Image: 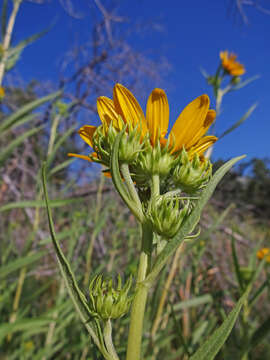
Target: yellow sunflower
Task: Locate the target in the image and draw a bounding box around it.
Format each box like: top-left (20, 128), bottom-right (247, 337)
top-left (257, 248), bottom-right (270, 263)
top-left (68, 84), bottom-right (217, 161)
top-left (220, 51), bottom-right (245, 77)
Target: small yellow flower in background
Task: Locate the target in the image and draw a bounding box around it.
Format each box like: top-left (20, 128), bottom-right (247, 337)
top-left (23, 340), bottom-right (34, 351)
top-left (0, 86), bottom-right (5, 99)
top-left (69, 83), bottom-right (217, 163)
top-left (257, 248), bottom-right (270, 263)
top-left (220, 51), bottom-right (245, 77)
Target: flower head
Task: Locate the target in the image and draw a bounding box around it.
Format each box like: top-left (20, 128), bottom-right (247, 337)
top-left (88, 275), bottom-right (133, 320)
top-left (257, 248), bottom-right (270, 263)
top-left (69, 84), bottom-right (217, 171)
top-left (220, 51), bottom-right (245, 77)
top-left (0, 86), bottom-right (5, 99)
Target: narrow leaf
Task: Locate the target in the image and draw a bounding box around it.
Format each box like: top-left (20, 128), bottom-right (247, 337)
top-left (0, 125), bottom-right (43, 165)
top-left (41, 163), bottom-right (104, 351)
top-left (0, 197), bottom-right (87, 212)
top-left (229, 75), bottom-right (260, 91)
top-left (218, 103), bottom-right (257, 140)
top-left (0, 251), bottom-right (47, 278)
top-left (111, 131), bottom-right (142, 221)
top-left (190, 287), bottom-right (250, 360)
top-left (0, 91), bottom-right (61, 132)
top-left (231, 234), bottom-right (244, 290)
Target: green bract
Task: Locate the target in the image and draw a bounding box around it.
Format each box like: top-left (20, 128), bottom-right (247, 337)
top-left (173, 149), bottom-right (212, 193)
top-left (88, 275), bottom-right (133, 320)
top-left (147, 195), bottom-right (190, 239)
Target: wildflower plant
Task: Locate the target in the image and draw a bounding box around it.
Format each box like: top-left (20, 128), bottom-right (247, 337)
top-left (201, 51), bottom-right (259, 157)
top-left (43, 83), bottom-right (247, 360)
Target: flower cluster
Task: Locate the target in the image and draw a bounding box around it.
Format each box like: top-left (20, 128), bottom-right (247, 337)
top-left (69, 84), bottom-right (216, 188)
top-left (69, 84), bottom-right (217, 239)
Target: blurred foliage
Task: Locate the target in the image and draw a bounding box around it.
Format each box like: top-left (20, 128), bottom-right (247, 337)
top-left (214, 158), bottom-right (270, 222)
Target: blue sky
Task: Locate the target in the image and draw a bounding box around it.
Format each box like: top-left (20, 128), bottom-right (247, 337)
top-left (8, 0), bottom-right (270, 162)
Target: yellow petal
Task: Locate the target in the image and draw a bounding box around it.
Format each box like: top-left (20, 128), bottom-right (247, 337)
top-left (170, 94), bottom-right (210, 151)
top-left (97, 96), bottom-right (119, 129)
top-left (113, 83), bottom-right (147, 133)
top-left (192, 135), bottom-right (218, 157)
top-left (146, 88), bottom-right (169, 145)
top-left (78, 125), bottom-right (97, 148)
top-left (185, 109), bottom-right (216, 149)
top-left (68, 153), bottom-right (92, 162)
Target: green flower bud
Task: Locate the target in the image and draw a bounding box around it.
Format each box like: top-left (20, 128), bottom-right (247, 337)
top-left (136, 139), bottom-right (174, 178)
top-left (88, 275), bottom-right (133, 320)
top-left (173, 149), bottom-right (212, 193)
top-left (147, 196), bottom-right (190, 239)
top-left (231, 76), bottom-right (241, 85)
top-left (92, 119), bottom-right (144, 165)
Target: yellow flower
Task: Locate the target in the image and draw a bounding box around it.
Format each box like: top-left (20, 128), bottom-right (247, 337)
top-left (0, 86), bottom-right (5, 98)
top-left (23, 341), bottom-right (34, 351)
top-left (68, 84), bottom-right (217, 162)
top-left (220, 51), bottom-right (245, 77)
top-left (257, 248), bottom-right (270, 263)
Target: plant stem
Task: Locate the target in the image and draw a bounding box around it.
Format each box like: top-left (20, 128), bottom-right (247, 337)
top-left (104, 320), bottom-right (119, 360)
top-left (0, 0), bottom-right (22, 86)
top-left (126, 224), bottom-right (152, 360)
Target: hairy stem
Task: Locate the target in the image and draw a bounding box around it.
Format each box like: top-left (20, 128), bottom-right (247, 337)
top-left (104, 320), bottom-right (119, 360)
top-left (126, 224), bottom-right (152, 360)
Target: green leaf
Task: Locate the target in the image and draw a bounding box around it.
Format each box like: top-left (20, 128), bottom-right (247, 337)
top-left (0, 318), bottom-right (52, 343)
top-left (190, 287), bottom-right (250, 360)
top-left (0, 125), bottom-right (43, 165)
top-left (48, 158), bottom-right (75, 177)
top-left (41, 163), bottom-right (108, 357)
top-left (218, 103), bottom-right (257, 140)
top-left (173, 294), bottom-right (213, 311)
top-left (4, 27), bottom-right (50, 72)
top-left (0, 197), bottom-right (87, 212)
top-left (231, 235), bottom-right (244, 290)
top-left (145, 155), bottom-right (245, 285)
top-left (0, 251), bottom-right (47, 278)
top-left (229, 75), bottom-right (260, 91)
top-left (111, 131), bottom-right (143, 221)
top-left (0, 91), bottom-right (61, 133)
top-left (0, 113), bottom-right (37, 138)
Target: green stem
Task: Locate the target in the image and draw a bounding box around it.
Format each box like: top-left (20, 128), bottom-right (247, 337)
top-left (104, 320), bottom-right (119, 360)
top-left (126, 224), bottom-right (153, 360)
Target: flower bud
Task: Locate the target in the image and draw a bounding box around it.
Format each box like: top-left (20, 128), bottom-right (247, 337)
top-left (173, 149), bottom-right (212, 193)
top-left (137, 139), bottom-right (174, 178)
top-left (231, 76), bottom-right (241, 85)
top-left (147, 196), bottom-right (189, 239)
top-left (88, 275), bottom-right (133, 320)
top-left (92, 119), bottom-right (144, 165)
